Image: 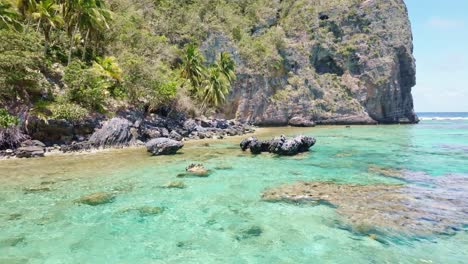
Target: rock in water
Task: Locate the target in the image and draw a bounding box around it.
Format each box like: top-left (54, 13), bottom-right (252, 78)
top-left (241, 135), bottom-right (315, 156)
top-left (89, 118), bottom-right (136, 148)
top-left (146, 138), bottom-right (184, 156)
top-left (262, 173), bottom-right (468, 236)
top-left (164, 181), bottom-right (187, 189)
top-left (184, 164), bottom-right (210, 177)
top-left (77, 192), bottom-right (115, 206)
top-left (240, 137), bottom-right (257, 151)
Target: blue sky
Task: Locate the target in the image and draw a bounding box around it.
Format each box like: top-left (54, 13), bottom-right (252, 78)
top-left (405, 0), bottom-right (468, 112)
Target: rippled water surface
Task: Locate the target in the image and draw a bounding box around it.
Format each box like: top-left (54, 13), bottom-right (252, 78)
top-left (1, 120), bottom-right (467, 263)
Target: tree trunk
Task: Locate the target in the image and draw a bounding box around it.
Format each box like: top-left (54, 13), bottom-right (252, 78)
top-left (42, 25), bottom-right (51, 56)
top-left (82, 29), bottom-right (90, 61)
top-left (68, 22), bottom-right (79, 65)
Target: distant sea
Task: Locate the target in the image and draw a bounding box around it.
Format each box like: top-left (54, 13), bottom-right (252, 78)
top-left (418, 112), bottom-right (468, 120)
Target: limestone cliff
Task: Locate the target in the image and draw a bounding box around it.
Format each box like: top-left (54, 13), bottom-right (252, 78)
top-left (201, 0), bottom-right (418, 125)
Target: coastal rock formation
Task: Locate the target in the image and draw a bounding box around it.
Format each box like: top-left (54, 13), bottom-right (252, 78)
top-left (146, 138), bottom-right (184, 156)
top-left (240, 135), bottom-right (316, 155)
top-left (16, 113), bottom-right (254, 155)
top-left (89, 117), bottom-right (137, 148)
top-left (262, 172), bottom-right (468, 236)
top-left (201, 0), bottom-right (418, 125)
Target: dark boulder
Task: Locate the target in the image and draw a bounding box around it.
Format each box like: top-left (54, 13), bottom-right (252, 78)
top-left (169, 131), bottom-right (183, 141)
top-left (146, 138), bottom-right (184, 156)
top-left (89, 118), bottom-right (136, 148)
top-left (240, 136), bottom-right (258, 151)
top-left (216, 119), bottom-right (229, 129)
top-left (249, 140), bottom-right (264, 154)
top-left (241, 135), bottom-right (316, 156)
top-left (268, 135), bottom-right (287, 153)
top-left (183, 119), bottom-right (198, 133)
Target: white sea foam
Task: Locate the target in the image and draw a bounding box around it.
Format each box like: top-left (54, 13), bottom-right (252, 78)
top-left (420, 117), bottom-right (468, 121)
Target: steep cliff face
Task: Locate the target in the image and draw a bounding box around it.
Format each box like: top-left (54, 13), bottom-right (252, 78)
top-left (201, 0), bottom-right (418, 125)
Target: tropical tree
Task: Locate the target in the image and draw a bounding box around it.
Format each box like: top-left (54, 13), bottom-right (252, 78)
top-left (63, 0), bottom-right (112, 64)
top-left (0, 2), bottom-right (21, 30)
top-left (17, 0), bottom-right (36, 17)
top-left (92, 56), bottom-right (122, 82)
top-left (201, 66), bottom-right (230, 107)
top-left (180, 43), bottom-right (206, 94)
top-left (217, 52), bottom-right (236, 83)
top-left (31, 0), bottom-right (64, 54)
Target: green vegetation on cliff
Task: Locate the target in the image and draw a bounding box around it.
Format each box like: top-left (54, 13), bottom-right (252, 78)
top-left (0, 0), bottom-right (417, 127)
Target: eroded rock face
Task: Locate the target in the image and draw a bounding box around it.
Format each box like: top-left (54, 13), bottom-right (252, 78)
top-left (202, 0), bottom-right (418, 124)
top-left (146, 138), bottom-right (184, 156)
top-left (262, 172), bottom-right (468, 236)
top-left (89, 118), bottom-right (137, 148)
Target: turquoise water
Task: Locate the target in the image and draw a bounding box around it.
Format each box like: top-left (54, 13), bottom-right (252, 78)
top-left (1, 120), bottom-right (467, 263)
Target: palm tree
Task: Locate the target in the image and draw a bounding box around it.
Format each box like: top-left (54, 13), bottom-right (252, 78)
top-left (64, 0), bottom-right (112, 64)
top-left (180, 44), bottom-right (206, 95)
top-left (17, 0), bottom-right (36, 17)
top-left (32, 0), bottom-right (64, 54)
top-left (217, 52), bottom-right (236, 83)
top-left (201, 66), bottom-right (230, 107)
top-left (0, 2), bottom-right (21, 30)
top-left (93, 56), bottom-right (122, 82)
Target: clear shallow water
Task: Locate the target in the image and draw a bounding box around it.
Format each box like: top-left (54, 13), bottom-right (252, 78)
top-left (1, 120), bottom-right (467, 263)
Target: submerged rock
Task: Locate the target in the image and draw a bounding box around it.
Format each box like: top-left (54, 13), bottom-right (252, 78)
top-left (184, 164), bottom-right (210, 177)
top-left (164, 181), bottom-right (187, 189)
top-left (262, 172), bottom-right (468, 236)
top-left (146, 138), bottom-right (184, 156)
top-left (236, 226), bottom-right (263, 241)
top-left (135, 206), bottom-right (165, 217)
top-left (120, 206), bottom-right (165, 217)
top-left (77, 192), bottom-right (115, 206)
top-left (23, 187), bottom-right (52, 194)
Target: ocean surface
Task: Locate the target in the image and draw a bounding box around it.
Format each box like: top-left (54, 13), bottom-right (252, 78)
top-left (1, 113), bottom-right (467, 263)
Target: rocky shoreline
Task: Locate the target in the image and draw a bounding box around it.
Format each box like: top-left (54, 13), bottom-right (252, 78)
top-left (0, 112), bottom-right (255, 159)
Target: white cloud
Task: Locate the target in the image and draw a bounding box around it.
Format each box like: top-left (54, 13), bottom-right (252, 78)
top-left (427, 17), bottom-right (465, 29)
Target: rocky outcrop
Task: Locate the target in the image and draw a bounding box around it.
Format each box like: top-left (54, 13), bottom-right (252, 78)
top-left (19, 112), bottom-right (254, 154)
top-left (89, 117), bottom-right (137, 148)
top-left (146, 138), bottom-right (184, 156)
top-left (201, 0), bottom-right (418, 125)
top-left (240, 135), bottom-right (316, 155)
top-left (27, 117), bottom-right (102, 145)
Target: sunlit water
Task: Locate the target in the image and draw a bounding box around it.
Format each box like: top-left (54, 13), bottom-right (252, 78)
top-left (1, 119), bottom-right (467, 263)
